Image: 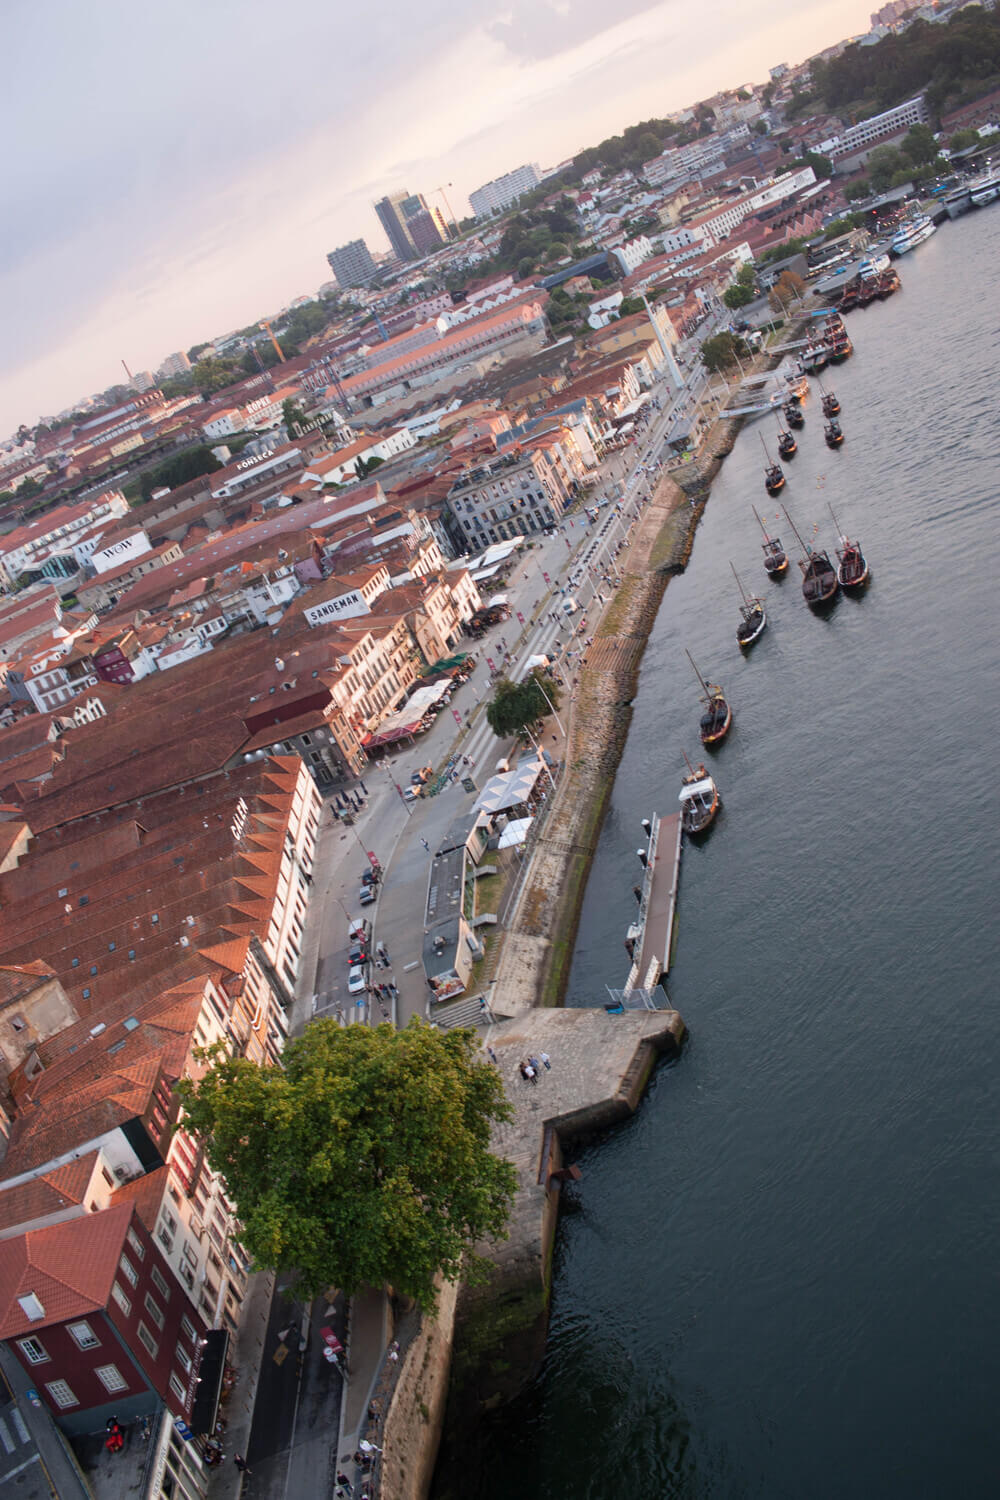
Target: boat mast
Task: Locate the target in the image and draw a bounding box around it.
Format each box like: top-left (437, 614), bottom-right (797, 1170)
top-left (684, 649), bottom-right (711, 700)
top-left (752, 504), bottom-right (772, 542)
top-left (759, 432), bottom-right (775, 467)
top-left (730, 561), bottom-right (751, 609)
top-left (781, 504), bottom-right (812, 559)
top-left (827, 502), bottom-right (845, 535)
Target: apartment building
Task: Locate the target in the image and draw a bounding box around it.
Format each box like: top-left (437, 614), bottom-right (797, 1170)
top-left (444, 449), bottom-right (569, 553)
top-left (326, 238), bottom-right (379, 288)
top-left (828, 95), bottom-right (928, 160)
top-left (687, 168), bottom-right (817, 246)
top-left (0, 490), bottom-right (129, 589)
top-left (469, 162), bottom-right (542, 217)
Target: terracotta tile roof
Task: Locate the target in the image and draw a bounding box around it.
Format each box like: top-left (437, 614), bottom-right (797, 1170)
top-left (0, 1152), bottom-right (99, 1234)
top-left (110, 1164), bottom-right (168, 1232)
top-left (0, 1202), bottom-right (134, 1338)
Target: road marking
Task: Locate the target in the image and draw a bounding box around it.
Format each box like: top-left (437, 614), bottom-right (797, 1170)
top-left (9, 1411), bottom-right (27, 1444)
top-left (0, 1419), bottom-right (14, 1454)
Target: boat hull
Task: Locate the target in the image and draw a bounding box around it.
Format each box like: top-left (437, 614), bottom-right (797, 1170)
top-left (700, 702), bottom-right (732, 746)
top-left (737, 608), bottom-right (767, 648)
top-left (838, 557), bottom-right (870, 589)
top-left (764, 555), bottom-right (789, 576)
top-left (682, 799), bottom-right (720, 835)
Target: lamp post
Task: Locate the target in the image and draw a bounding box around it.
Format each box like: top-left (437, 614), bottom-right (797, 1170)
top-left (530, 674), bottom-right (565, 737)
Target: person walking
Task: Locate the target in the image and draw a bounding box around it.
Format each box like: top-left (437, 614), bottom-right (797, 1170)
top-left (540, 1051), bottom-right (551, 1070)
top-left (234, 1454), bottom-right (252, 1475)
top-left (528, 1055), bottom-right (541, 1074)
top-left (487, 1045), bottom-right (498, 1065)
top-left (421, 838), bottom-right (430, 851)
top-left (336, 1474), bottom-right (354, 1495)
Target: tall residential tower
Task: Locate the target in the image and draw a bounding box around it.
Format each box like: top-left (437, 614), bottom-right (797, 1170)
top-left (373, 190), bottom-right (449, 262)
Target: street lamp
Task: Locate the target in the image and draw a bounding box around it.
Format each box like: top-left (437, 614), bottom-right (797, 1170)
top-left (530, 674), bottom-right (565, 736)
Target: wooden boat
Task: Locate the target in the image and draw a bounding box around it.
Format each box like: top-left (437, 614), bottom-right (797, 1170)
top-left (679, 757), bottom-right (720, 835)
top-left (830, 505), bottom-right (869, 590)
top-left (686, 651), bottom-right (732, 746)
top-left (775, 412), bottom-right (796, 459)
top-left (819, 380), bottom-right (841, 417)
top-left (876, 268), bottom-right (901, 299)
top-left (824, 419), bottom-right (844, 448)
top-left (731, 562), bottom-right (767, 647)
top-left (783, 401), bottom-right (804, 429)
top-left (838, 285), bottom-right (860, 312)
top-left (827, 333), bottom-right (853, 364)
top-left (783, 507), bottom-right (839, 607)
top-left (760, 435), bottom-right (785, 496)
top-left (753, 505), bottom-right (788, 576)
top-left (800, 343), bottom-right (828, 374)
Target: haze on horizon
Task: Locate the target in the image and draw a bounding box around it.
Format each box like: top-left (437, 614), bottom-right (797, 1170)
top-left (1, 0), bottom-right (871, 435)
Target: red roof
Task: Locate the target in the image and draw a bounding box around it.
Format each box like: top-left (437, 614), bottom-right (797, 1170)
top-left (0, 1203), bottom-right (134, 1338)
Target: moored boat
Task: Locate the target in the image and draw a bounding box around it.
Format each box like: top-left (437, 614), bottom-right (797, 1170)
top-left (760, 434), bottom-right (785, 495)
top-left (783, 401), bottom-right (804, 429)
top-left (969, 160), bottom-right (1000, 206)
top-left (679, 761), bottom-right (721, 836)
top-left (944, 182), bottom-right (972, 219)
top-left (777, 428), bottom-right (797, 459)
top-left (686, 651), bottom-right (733, 746)
top-left (753, 505), bottom-right (789, 577)
top-left (824, 418), bottom-right (844, 448)
top-left (821, 390), bottom-right (840, 418)
top-left (783, 507), bottom-right (839, 608)
top-left (876, 267), bottom-right (901, 298)
top-left (731, 562), bottom-right (767, 648)
top-left (890, 212), bottom-right (936, 255)
top-left (830, 505), bottom-right (869, 590)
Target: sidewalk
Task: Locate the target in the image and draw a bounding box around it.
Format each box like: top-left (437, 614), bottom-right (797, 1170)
top-left (204, 1270), bottom-right (275, 1499)
top-left (0, 1345), bottom-right (93, 1500)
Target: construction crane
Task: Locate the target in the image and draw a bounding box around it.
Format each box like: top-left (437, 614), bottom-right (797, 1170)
top-left (259, 320), bottom-right (286, 363)
top-left (434, 184), bottom-right (459, 236)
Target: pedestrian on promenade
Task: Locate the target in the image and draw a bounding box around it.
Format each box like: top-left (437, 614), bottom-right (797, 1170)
top-left (234, 1454), bottom-right (251, 1474)
top-left (487, 1046), bottom-right (498, 1064)
top-left (389, 983), bottom-right (398, 999)
top-left (388, 1341), bottom-right (400, 1362)
top-left (421, 838), bottom-right (430, 851)
top-left (540, 1052), bottom-right (551, 1070)
top-left (528, 1055), bottom-right (541, 1074)
top-left (336, 1473), bottom-right (354, 1494)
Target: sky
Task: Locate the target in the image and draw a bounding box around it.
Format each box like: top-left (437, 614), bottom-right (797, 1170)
top-left (1, 0), bottom-right (872, 436)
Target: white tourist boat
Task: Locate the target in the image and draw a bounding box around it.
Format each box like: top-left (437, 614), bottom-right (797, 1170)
top-left (969, 161), bottom-right (1000, 207)
top-left (890, 213), bottom-right (936, 255)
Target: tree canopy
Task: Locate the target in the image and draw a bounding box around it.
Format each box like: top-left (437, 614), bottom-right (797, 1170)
top-left (176, 1019), bottom-right (516, 1310)
top-left (722, 284), bottom-right (754, 310)
top-left (486, 670), bottom-right (562, 739)
top-left (700, 331), bottom-right (750, 373)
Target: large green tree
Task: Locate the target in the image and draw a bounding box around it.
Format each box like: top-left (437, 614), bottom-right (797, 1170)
top-left (176, 1020), bottom-right (516, 1310)
top-left (486, 670), bottom-right (562, 739)
top-left (700, 331), bottom-right (748, 373)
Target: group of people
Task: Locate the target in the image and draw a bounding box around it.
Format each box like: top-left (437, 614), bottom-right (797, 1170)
top-left (518, 1052), bottom-right (551, 1084)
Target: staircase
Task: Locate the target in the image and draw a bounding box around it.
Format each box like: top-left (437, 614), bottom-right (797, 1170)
top-left (431, 994), bottom-right (491, 1031)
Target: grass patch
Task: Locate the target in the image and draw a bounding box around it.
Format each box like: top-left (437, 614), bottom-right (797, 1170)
top-left (595, 579), bottom-right (640, 638)
top-left (473, 872), bottom-right (504, 914)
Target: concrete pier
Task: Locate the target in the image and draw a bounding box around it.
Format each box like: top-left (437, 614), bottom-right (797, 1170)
top-left (624, 809), bottom-right (683, 991)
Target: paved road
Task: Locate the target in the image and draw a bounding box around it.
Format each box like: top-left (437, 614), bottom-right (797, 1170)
top-left (243, 1280), bottom-right (349, 1500)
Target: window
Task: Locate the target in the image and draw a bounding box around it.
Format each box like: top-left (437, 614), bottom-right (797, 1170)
top-left (137, 1322), bottom-right (159, 1359)
top-left (169, 1371), bottom-right (187, 1403)
top-left (144, 1292), bottom-right (165, 1330)
top-left (176, 1344), bottom-right (193, 1374)
top-left (179, 1316), bottom-right (196, 1344)
top-left (68, 1321), bottom-right (99, 1351)
top-left (111, 1282), bottom-right (132, 1316)
top-left (119, 1254), bottom-right (138, 1287)
top-left (18, 1336), bottom-right (48, 1365)
top-left (96, 1364), bottom-right (128, 1394)
top-left (45, 1380), bottom-right (78, 1410)
top-left (150, 1266), bottom-right (170, 1301)
top-left (126, 1227), bottom-right (145, 1260)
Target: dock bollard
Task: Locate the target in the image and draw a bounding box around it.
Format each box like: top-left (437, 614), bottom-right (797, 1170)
top-left (641, 819), bottom-right (651, 837)
top-left (637, 849), bottom-right (648, 868)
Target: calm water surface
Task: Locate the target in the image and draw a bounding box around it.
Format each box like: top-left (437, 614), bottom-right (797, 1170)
top-left (439, 207), bottom-right (1000, 1499)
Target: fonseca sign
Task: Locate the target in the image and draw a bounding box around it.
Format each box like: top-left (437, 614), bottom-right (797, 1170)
top-left (304, 589), bottom-right (369, 627)
top-left (91, 531), bottom-right (152, 575)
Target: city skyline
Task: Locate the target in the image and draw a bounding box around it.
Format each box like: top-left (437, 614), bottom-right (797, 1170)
top-left (1, 0), bottom-right (871, 435)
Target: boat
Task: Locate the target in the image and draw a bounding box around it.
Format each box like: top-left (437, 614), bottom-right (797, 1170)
top-left (818, 379), bottom-right (840, 417)
top-left (857, 252), bottom-right (891, 278)
top-left (829, 505), bottom-right (869, 590)
top-left (783, 401), bottom-right (804, 429)
top-left (753, 505), bottom-right (789, 577)
top-left (837, 285), bottom-right (860, 313)
top-left (969, 160), bottom-right (1000, 207)
top-left (824, 418), bottom-right (844, 448)
top-left (679, 758), bottom-right (721, 835)
top-left (760, 435), bottom-right (785, 496)
top-left (686, 651), bottom-right (733, 746)
top-left (944, 182), bottom-right (973, 219)
top-left (731, 562), bottom-right (767, 648)
top-left (800, 342), bottom-right (828, 374)
top-left (777, 428), bottom-right (797, 459)
top-left (876, 267), bottom-right (901, 299)
top-left (890, 212), bottom-right (936, 255)
top-left (783, 507), bottom-right (839, 608)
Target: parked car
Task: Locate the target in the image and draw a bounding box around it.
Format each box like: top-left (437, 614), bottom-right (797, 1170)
top-left (348, 941), bottom-right (368, 967)
top-left (359, 884), bottom-right (376, 906)
top-left (347, 964), bottom-right (369, 995)
top-left (348, 918), bottom-right (371, 943)
top-left (361, 868), bottom-right (380, 887)
top-left (403, 786), bottom-right (422, 802)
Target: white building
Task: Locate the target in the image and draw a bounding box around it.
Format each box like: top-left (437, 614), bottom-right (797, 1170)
top-left (469, 163), bottom-right (542, 218)
top-left (829, 96), bottom-right (928, 160)
top-left (610, 235), bottom-right (655, 276)
top-left (689, 168), bottom-right (817, 247)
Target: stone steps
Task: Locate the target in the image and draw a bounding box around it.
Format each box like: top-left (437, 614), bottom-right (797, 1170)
top-left (431, 994), bottom-right (491, 1031)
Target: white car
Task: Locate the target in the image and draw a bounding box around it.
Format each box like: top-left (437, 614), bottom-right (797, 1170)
top-left (347, 965), bottom-right (368, 995)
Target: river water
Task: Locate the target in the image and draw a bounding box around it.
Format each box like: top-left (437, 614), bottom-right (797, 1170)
top-left (437, 205), bottom-right (1000, 1498)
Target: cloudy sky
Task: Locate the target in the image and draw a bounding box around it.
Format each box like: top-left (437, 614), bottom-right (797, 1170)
top-left (2, 0), bottom-right (869, 434)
